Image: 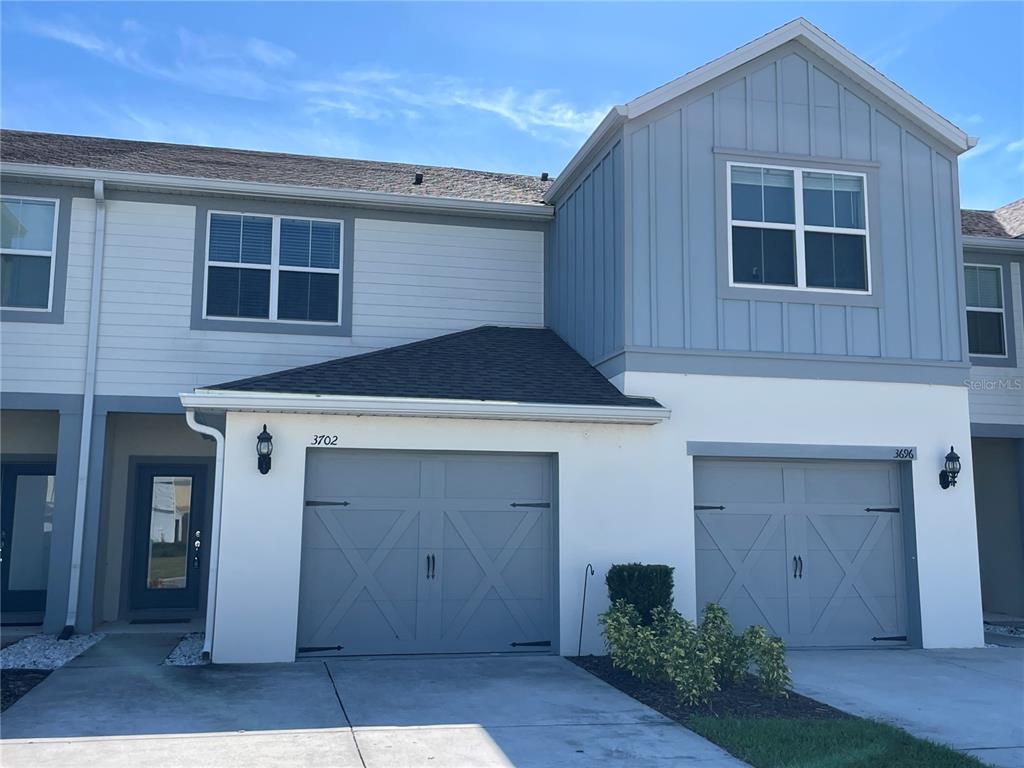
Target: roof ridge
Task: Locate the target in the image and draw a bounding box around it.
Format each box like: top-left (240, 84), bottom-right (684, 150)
top-left (0, 128), bottom-right (543, 182)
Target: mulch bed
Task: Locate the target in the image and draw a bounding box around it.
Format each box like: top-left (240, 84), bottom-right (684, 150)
top-left (569, 654), bottom-right (849, 722)
top-left (1, 669), bottom-right (50, 712)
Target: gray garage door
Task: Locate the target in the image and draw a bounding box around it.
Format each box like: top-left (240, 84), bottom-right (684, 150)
top-left (297, 450), bottom-right (555, 656)
top-left (695, 458), bottom-right (909, 647)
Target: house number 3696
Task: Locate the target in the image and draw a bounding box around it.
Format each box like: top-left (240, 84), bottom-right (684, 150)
top-left (311, 434), bottom-right (339, 446)
top-left (893, 448), bottom-right (915, 459)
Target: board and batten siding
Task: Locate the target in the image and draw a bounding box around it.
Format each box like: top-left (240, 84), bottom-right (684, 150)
top-left (3, 198), bottom-right (544, 399)
top-left (546, 140), bottom-right (626, 363)
top-left (625, 41), bottom-right (966, 364)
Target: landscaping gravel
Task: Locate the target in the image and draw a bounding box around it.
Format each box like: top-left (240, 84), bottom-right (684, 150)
top-left (984, 622), bottom-right (1024, 637)
top-left (164, 632), bottom-right (207, 665)
top-left (0, 633), bottom-right (104, 670)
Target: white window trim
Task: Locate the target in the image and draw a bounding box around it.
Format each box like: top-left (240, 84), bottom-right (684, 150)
top-left (0, 194), bottom-right (59, 312)
top-left (726, 161), bottom-right (872, 295)
top-left (202, 210), bottom-right (344, 326)
top-left (964, 262), bottom-right (1008, 359)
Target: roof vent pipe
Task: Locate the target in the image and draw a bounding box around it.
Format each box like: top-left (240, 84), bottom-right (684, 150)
top-left (413, 172), bottom-right (423, 185)
top-left (541, 172), bottom-right (549, 181)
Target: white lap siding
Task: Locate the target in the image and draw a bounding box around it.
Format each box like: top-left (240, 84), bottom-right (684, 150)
top-left (9, 200), bottom-right (545, 399)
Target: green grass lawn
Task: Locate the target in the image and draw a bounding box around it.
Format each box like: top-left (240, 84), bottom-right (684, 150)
top-left (687, 716), bottom-right (987, 768)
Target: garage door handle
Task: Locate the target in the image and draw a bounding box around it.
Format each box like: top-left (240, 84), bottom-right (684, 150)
top-left (431, 554), bottom-right (436, 579)
top-left (798, 556), bottom-right (803, 579)
top-left (793, 556), bottom-right (798, 578)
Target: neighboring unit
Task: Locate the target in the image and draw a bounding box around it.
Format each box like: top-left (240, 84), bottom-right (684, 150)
top-left (960, 199), bottom-right (1024, 622)
top-left (0, 18), bottom-right (998, 663)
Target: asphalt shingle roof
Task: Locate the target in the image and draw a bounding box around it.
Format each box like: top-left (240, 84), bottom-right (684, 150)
top-left (0, 129), bottom-right (553, 206)
top-left (961, 198), bottom-right (1024, 239)
top-left (207, 326), bottom-right (662, 409)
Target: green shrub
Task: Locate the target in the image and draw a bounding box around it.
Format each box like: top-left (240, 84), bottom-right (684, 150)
top-left (653, 606), bottom-right (720, 706)
top-left (598, 600), bottom-right (665, 683)
top-left (605, 563), bottom-right (674, 625)
top-left (600, 596), bottom-right (791, 705)
top-left (743, 625), bottom-right (791, 698)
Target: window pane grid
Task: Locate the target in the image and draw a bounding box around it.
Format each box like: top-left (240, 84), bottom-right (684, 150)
top-left (1, 196), bottom-right (58, 310)
top-left (964, 264), bottom-right (1006, 356)
top-left (205, 211), bottom-right (342, 324)
top-left (728, 163), bottom-right (869, 294)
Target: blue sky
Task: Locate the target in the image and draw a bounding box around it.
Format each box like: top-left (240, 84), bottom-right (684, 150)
top-left (2, 2), bottom-right (1021, 209)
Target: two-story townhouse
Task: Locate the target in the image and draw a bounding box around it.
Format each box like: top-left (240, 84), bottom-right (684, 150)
top-left (960, 198), bottom-right (1024, 629)
top-left (1, 19), bottom-right (988, 663)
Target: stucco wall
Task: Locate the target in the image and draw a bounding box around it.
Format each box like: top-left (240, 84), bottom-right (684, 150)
top-left (211, 374), bottom-right (983, 663)
top-left (0, 410), bottom-right (60, 454)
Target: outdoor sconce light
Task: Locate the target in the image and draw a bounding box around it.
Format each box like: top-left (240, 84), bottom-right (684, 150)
top-left (938, 445), bottom-right (960, 489)
top-left (256, 424), bottom-right (273, 475)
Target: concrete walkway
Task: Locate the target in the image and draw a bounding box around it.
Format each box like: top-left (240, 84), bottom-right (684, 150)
top-left (788, 648), bottom-right (1024, 768)
top-left (1, 636), bottom-right (745, 767)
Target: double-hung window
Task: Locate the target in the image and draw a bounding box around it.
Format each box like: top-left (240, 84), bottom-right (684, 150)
top-left (1, 196), bottom-right (59, 310)
top-left (964, 264), bottom-right (1006, 357)
top-left (204, 212), bottom-right (342, 325)
top-left (728, 163), bottom-right (870, 293)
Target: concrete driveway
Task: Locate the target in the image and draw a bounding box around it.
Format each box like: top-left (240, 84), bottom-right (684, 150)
top-left (788, 648), bottom-right (1024, 768)
top-left (1, 635), bottom-right (745, 767)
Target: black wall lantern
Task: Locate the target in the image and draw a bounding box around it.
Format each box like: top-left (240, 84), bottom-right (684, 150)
top-left (938, 445), bottom-right (960, 489)
top-left (256, 424), bottom-right (273, 475)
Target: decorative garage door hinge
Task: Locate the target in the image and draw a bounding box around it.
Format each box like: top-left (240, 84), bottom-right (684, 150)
top-left (694, 504), bottom-right (726, 510)
top-left (510, 640), bottom-right (552, 647)
top-left (871, 635), bottom-right (907, 642)
top-left (864, 507), bottom-right (900, 513)
top-left (297, 645), bottom-right (345, 653)
top-left (509, 502), bottom-right (550, 508)
top-left (305, 500), bottom-right (351, 507)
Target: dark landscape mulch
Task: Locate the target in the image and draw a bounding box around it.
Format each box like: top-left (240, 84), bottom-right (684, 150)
top-left (569, 654), bottom-right (849, 722)
top-left (1, 670), bottom-right (51, 712)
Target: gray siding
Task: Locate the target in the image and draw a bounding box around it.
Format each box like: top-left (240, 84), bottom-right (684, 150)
top-left (546, 139), bottom-right (625, 363)
top-left (625, 42), bottom-right (966, 366)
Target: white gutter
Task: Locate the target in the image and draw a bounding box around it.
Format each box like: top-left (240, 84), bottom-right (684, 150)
top-left (2, 163), bottom-right (554, 222)
top-left (962, 235), bottom-right (1024, 253)
top-left (184, 410), bottom-right (225, 661)
top-left (63, 179), bottom-right (105, 636)
top-left (180, 390), bottom-right (670, 425)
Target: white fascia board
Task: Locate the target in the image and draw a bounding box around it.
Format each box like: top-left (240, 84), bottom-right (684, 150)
top-left (179, 390), bottom-right (670, 425)
top-left (962, 235), bottom-right (1024, 253)
top-left (1, 163), bottom-right (554, 222)
top-left (544, 106), bottom-right (627, 203)
top-left (625, 18), bottom-right (971, 154)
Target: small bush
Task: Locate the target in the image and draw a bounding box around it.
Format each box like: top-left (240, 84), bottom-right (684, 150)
top-left (699, 603), bottom-right (750, 687)
top-left (600, 596), bottom-right (791, 706)
top-left (743, 625), bottom-right (791, 698)
top-left (605, 563), bottom-right (674, 625)
top-left (654, 606), bottom-right (720, 706)
top-left (598, 600), bottom-right (665, 682)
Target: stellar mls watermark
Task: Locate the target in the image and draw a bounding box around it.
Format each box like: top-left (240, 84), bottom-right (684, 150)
top-left (963, 376), bottom-right (1024, 391)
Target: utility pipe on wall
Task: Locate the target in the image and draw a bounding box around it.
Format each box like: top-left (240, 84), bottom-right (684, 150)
top-left (62, 179), bottom-right (106, 637)
top-left (184, 410), bottom-right (225, 661)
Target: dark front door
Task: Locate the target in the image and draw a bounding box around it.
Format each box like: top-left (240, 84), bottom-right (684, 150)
top-left (1, 461), bottom-right (57, 614)
top-left (130, 463), bottom-right (208, 613)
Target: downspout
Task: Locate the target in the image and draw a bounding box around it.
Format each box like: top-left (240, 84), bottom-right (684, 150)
top-left (61, 179), bottom-right (106, 638)
top-left (184, 409), bottom-right (225, 661)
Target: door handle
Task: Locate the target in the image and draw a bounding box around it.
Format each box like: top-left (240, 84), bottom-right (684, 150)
top-left (430, 554), bottom-right (436, 579)
top-left (798, 556), bottom-right (803, 579)
top-left (426, 554), bottom-right (431, 580)
top-left (793, 556), bottom-right (798, 578)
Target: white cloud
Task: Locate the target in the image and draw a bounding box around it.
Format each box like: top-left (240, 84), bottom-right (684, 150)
top-left (1007, 138), bottom-right (1024, 153)
top-left (244, 38), bottom-right (296, 68)
top-left (960, 136), bottom-right (1004, 163)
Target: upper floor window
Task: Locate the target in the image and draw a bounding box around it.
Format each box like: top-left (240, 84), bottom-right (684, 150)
top-left (1, 196), bottom-right (58, 310)
top-left (964, 264), bottom-right (1006, 357)
top-left (204, 212), bottom-right (343, 325)
top-left (728, 163), bottom-right (870, 293)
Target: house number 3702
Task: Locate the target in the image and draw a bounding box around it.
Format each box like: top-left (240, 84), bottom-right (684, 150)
top-left (311, 434), bottom-right (339, 446)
